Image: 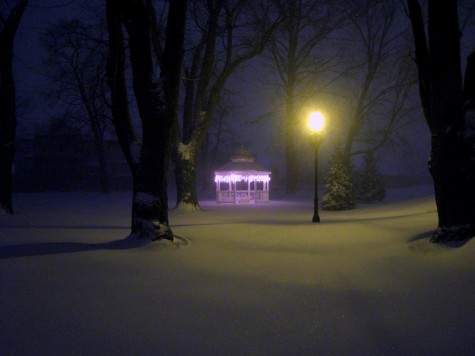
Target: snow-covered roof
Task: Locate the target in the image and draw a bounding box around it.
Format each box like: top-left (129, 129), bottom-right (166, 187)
top-left (215, 147), bottom-right (271, 175)
top-left (214, 147), bottom-right (271, 183)
top-left (215, 160), bottom-right (270, 174)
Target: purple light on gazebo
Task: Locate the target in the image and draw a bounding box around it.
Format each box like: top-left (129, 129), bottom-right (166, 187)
top-left (214, 148), bottom-right (271, 204)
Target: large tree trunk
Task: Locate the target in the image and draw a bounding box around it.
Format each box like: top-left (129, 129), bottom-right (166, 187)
top-left (0, 1), bottom-right (28, 214)
top-left (173, 0), bottom-right (222, 211)
top-left (408, 0), bottom-right (475, 242)
top-left (106, 0), bottom-right (187, 241)
top-left (425, 1), bottom-right (473, 242)
top-left (106, 0), bottom-right (141, 231)
top-left (284, 81), bottom-right (298, 193)
top-left (430, 53), bottom-right (475, 241)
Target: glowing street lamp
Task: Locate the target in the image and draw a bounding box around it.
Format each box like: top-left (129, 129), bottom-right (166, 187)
top-left (308, 111), bottom-right (325, 222)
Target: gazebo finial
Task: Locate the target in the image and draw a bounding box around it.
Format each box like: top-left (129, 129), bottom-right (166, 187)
top-left (231, 146), bottom-right (255, 163)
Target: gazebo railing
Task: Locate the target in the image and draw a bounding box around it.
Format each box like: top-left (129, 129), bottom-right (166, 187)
top-left (216, 190), bottom-right (269, 204)
top-left (255, 190), bottom-right (269, 202)
top-left (217, 191), bottom-right (235, 203)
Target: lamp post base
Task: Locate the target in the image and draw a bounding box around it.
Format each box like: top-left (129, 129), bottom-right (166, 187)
top-left (312, 214), bottom-right (320, 223)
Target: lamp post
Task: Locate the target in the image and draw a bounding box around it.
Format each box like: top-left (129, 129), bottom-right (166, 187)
top-left (308, 111), bottom-right (325, 223)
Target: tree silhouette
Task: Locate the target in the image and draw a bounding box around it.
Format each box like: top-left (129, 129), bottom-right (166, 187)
top-left (408, 0), bottom-right (475, 242)
top-left (42, 18), bottom-right (111, 193)
top-left (106, 0), bottom-right (187, 241)
top-left (355, 151), bottom-right (385, 203)
top-left (0, 0), bottom-right (28, 214)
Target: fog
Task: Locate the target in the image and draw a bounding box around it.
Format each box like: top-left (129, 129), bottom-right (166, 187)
top-left (12, 1), bottom-right (475, 193)
top-left (4, 3), bottom-right (475, 353)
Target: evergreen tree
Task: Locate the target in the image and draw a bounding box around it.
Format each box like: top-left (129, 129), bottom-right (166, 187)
top-left (355, 151), bottom-right (385, 203)
top-left (322, 150), bottom-right (355, 210)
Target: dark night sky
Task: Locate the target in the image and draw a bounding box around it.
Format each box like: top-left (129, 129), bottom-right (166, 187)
top-left (14, 1), bottom-right (98, 133)
top-left (10, 1), bottom-right (475, 178)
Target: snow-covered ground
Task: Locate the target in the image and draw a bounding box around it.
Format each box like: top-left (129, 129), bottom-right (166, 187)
top-left (1, 186), bottom-right (475, 355)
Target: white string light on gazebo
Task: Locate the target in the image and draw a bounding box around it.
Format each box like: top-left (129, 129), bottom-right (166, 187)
top-left (214, 173), bottom-right (271, 184)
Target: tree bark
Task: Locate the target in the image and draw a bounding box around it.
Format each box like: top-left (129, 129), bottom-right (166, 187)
top-left (172, 0), bottom-right (223, 210)
top-left (106, 0), bottom-right (187, 241)
top-left (106, 1), bottom-right (139, 174)
top-left (0, 1), bottom-right (28, 214)
top-left (408, 0), bottom-right (475, 242)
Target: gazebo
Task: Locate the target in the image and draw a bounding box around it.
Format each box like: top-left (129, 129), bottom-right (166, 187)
top-left (214, 148), bottom-right (271, 204)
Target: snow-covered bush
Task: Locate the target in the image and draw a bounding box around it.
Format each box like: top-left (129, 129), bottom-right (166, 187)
top-left (322, 150), bottom-right (355, 210)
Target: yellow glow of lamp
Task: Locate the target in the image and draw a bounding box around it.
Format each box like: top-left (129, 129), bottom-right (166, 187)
top-left (308, 111), bottom-right (325, 132)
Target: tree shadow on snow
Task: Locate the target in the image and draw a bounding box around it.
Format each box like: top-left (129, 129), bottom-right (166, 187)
top-left (0, 236), bottom-right (186, 259)
top-left (407, 231), bottom-right (470, 248)
top-left (0, 239), bottom-right (137, 259)
top-left (407, 231), bottom-right (434, 242)
top-left (0, 224), bottom-right (129, 230)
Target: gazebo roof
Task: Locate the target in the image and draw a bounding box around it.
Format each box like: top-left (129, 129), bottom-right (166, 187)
top-left (215, 147), bottom-right (270, 174)
top-left (215, 160), bottom-right (270, 174)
